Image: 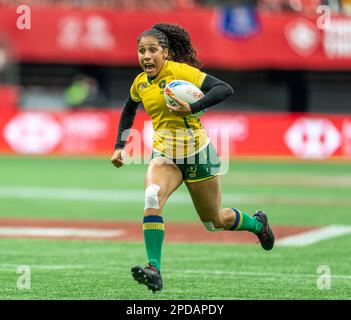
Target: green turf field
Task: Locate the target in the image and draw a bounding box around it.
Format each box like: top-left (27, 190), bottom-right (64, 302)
top-left (0, 155), bottom-right (350, 299)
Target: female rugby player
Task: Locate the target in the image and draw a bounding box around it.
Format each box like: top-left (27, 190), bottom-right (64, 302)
top-left (111, 23), bottom-right (274, 292)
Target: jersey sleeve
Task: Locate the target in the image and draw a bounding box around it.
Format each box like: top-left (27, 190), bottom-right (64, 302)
top-left (189, 74), bottom-right (233, 114)
top-left (175, 63), bottom-right (206, 89)
top-left (130, 76), bottom-right (142, 103)
top-left (114, 95), bottom-right (140, 150)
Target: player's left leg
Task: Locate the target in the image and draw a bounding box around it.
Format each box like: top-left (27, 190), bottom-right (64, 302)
top-left (185, 176), bottom-right (274, 250)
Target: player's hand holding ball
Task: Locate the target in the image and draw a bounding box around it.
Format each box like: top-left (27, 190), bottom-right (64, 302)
top-left (164, 80), bottom-right (204, 117)
top-left (111, 149), bottom-right (125, 168)
top-left (166, 93), bottom-right (192, 116)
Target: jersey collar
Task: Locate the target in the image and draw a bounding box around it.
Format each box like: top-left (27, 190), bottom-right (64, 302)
top-left (146, 60), bottom-right (169, 84)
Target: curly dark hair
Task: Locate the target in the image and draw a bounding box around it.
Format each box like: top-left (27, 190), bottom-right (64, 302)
top-left (137, 23), bottom-right (202, 69)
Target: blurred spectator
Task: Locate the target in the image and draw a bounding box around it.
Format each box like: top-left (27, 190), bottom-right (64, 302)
top-left (0, 42), bottom-right (8, 83)
top-left (64, 74), bottom-right (104, 109)
top-left (319, 0), bottom-right (343, 13)
top-left (0, 0), bottom-right (349, 13)
top-left (0, 0), bottom-right (195, 9)
top-left (258, 0), bottom-right (350, 14)
top-left (342, 0), bottom-right (351, 14)
top-left (258, 0), bottom-right (316, 13)
top-left (0, 37), bottom-right (17, 85)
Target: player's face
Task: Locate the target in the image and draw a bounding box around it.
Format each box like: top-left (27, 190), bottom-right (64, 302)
top-left (138, 36), bottom-right (169, 77)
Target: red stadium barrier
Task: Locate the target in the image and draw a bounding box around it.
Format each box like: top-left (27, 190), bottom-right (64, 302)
top-left (0, 6), bottom-right (351, 69)
top-left (0, 109), bottom-right (350, 159)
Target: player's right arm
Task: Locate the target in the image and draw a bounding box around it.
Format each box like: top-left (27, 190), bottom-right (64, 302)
top-left (111, 95), bottom-right (140, 168)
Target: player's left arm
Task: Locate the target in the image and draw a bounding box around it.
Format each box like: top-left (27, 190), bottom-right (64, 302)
top-left (167, 75), bottom-right (233, 116)
top-left (189, 74), bottom-right (233, 114)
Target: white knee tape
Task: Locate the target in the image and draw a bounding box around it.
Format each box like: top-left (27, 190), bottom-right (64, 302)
top-left (203, 221), bottom-right (224, 232)
top-left (144, 184), bottom-right (161, 210)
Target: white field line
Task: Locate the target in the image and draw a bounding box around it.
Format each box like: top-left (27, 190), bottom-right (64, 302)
top-left (0, 186), bottom-right (260, 204)
top-left (0, 227), bottom-right (124, 238)
top-left (0, 186), bottom-right (144, 202)
top-left (108, 266), bottom-right (351, 281)
top-left (276, 225), bottom-right (351, 247)
top-left (226, 174), bottom-right (351, 188)
top-left (0, 264), bottom-right (86, 271)
top-left (0, 186), bottom-right (350, 206)
top-left (176, 269), bottom-right (351, 280)
top-left (3, 264), bottom-right (349, 281)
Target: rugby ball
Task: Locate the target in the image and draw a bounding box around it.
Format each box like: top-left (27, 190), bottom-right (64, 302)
top-left (164, 80), bottom-right (205, 116)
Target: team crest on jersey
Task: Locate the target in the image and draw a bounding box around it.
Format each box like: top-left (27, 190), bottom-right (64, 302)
top-left (158, 80), bottom-right (166, 89)
top-left (159, 80), bottom-right (166, 94)
top-left (138, 82), bottom-right (148, 91)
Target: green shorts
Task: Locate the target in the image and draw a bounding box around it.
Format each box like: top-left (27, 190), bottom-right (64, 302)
top-left (152, 143), bottom-right (221, 183)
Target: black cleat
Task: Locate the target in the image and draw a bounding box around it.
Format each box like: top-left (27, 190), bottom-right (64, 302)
top-left (131, 264), bottom-right (163, 292)
top-left (253, 210), bottom-right (275, 251)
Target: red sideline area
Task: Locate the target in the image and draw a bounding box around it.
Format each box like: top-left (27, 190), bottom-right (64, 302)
top-left (0, 218), bottom-right (316, 243)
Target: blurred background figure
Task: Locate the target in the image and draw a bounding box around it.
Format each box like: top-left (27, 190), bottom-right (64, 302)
top-left (64, 74), bottom-right (103, 109)
top-left (0, 0), bottom-right (196, 9)
top-left (0, 35), bottom-right (18, 114)
top-left (320, 0), bottom-right (343, 13)
top-left (343, 0), bottom-right (351, 14)
top-left (0, 37), bottom-right (16, 85)
top-left (0, 40), bottom-right (8, 84)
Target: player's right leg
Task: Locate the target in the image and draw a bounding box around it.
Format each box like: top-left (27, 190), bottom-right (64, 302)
top-left (131, 156), bottom-right (183, 292)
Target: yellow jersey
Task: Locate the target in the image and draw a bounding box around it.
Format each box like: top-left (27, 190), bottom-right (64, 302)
top-left (130, 60), bottom-right (209, 158)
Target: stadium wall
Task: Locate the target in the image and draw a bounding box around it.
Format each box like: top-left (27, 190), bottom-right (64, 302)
top-left (0, 108), bottom-right (350, 159)
top-left (1, 6), bottom-right (351, 69)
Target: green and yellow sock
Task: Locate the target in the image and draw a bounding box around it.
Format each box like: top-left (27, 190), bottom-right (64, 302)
top-left (143, 215), bottom-right (164, 271)
top-left (228, 208), bottom-right (263, 234)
